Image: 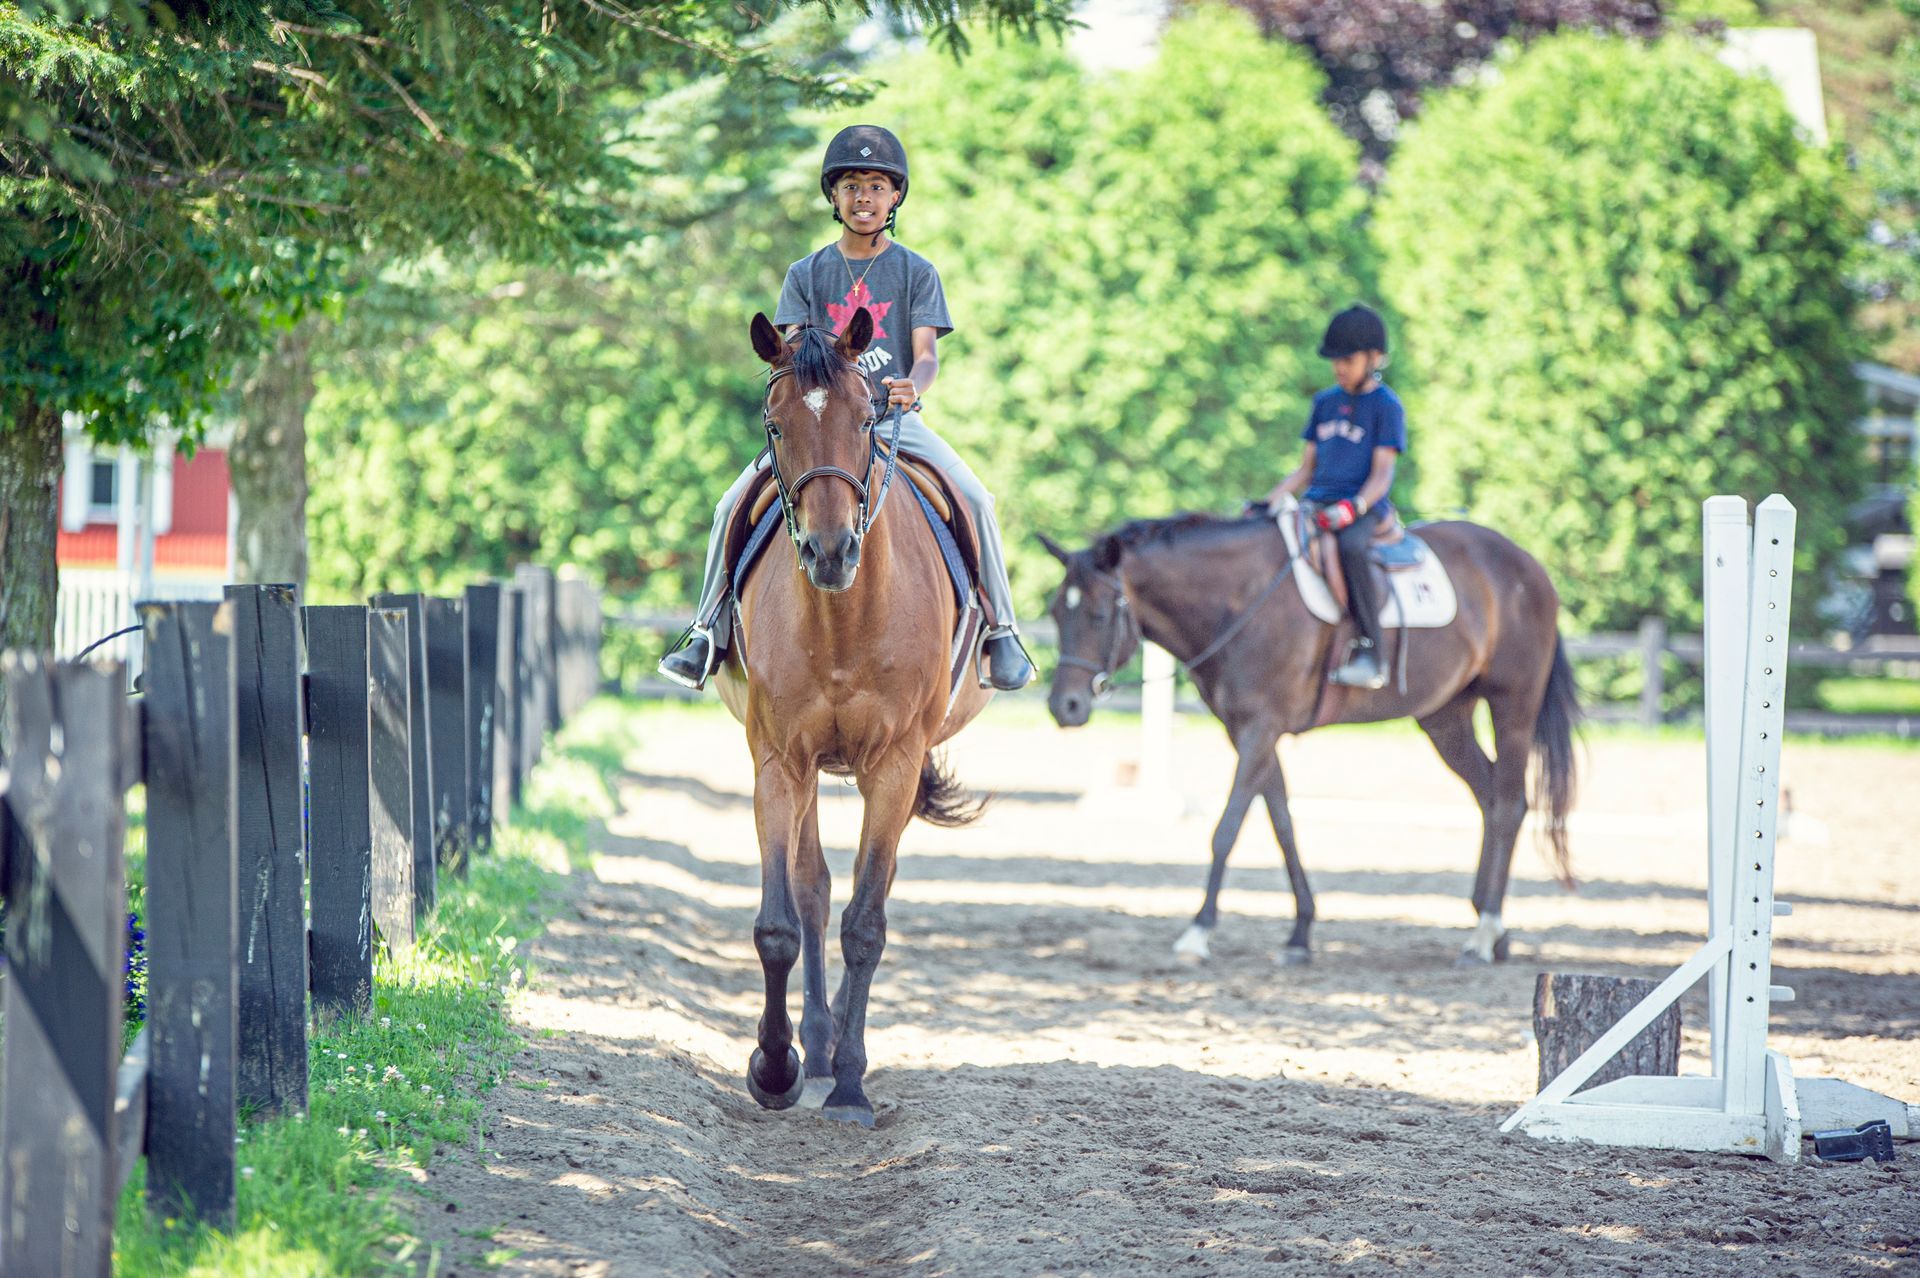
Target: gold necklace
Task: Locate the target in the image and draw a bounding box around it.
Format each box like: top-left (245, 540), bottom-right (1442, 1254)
top-left (839, 240), bottom-right (890, 299)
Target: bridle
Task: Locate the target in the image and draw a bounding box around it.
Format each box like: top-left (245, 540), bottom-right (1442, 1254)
top-left (1056, 535), bottom-right (1298, 697)
top-left (1053, 568), bottom-right (1140, 697)
top-left (760, 357), bottom-right (905, 559)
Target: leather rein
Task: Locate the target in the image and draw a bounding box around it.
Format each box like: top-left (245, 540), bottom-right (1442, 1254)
top-left (760, 361), bottom-right (905, 557)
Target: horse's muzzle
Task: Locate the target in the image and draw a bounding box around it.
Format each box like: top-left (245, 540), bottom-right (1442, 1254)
top-left (800, 528), bottom-right (861, 592)
top-left (1048, 685), bottom-right (1092, 728)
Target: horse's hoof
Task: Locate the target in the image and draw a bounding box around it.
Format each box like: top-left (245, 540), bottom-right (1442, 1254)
top-left (1454, 948), bottom-right (1493, 968)
top-left (799, 1076), bottom-right (834, 1110)
top-left (821, 1103), bottom-right (876, 1129)
top-left (1172, 924), bottom-right (1213, 964)
top-left (1493, 933), bottom-right (1512, 962)
top-left (1275, 946), bottom-right (1312, 967)
top-left (747, 1047), bottom-right (804, 1110)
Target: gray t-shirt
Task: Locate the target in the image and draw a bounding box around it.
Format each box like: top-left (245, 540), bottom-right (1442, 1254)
top-left (774, 242), bottom-right (953, 409)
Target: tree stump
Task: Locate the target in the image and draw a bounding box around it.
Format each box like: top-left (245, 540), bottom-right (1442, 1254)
top-left (1533, 973), bottom-right (1680, 1093)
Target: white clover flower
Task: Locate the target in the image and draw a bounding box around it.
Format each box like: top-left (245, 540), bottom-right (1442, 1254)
top-left (241, 1167), bottom-right (255, 1179)
top-left (380, 1016), bottom-right (392, 1028)
top-left (374, 1110), bottom-right (387, 1120)
top-left (415, 1023), bottom-right (427, 1032)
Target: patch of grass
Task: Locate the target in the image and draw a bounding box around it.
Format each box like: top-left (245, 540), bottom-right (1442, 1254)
top-left (109, 698), bottom-right (637, 1276)
top-left (1814, 676), bottom-right (1920, 716)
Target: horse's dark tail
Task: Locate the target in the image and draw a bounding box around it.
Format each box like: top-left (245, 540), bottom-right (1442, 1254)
top-left (1531, 635), bottom-right (1582, 890)
top-left (914, 751), bottom-right (987, 827)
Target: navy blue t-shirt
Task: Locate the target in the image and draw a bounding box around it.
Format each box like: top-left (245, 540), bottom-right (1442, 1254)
top-left (1301, 383), bottom-right (1407, 504)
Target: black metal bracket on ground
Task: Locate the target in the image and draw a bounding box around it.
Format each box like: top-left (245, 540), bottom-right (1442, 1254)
top-left (1811, 1120), bottom-right (1896, 1163)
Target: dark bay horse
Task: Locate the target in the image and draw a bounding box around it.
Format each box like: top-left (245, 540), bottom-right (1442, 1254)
top-left (714, 311), bottom-right (991, 1126)
top-left (1040, 510), bottom-right (1579, 965)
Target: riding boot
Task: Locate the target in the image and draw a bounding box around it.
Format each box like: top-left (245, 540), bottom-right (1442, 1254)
top-left (1329, 639), bottom-right (1386, 690)
top-left (658, 629), bottom-right (715, 691)
top-left (1330, 509), bottom-right (1389, 691)
top-left (983, 626), bottom-right (1035, 691)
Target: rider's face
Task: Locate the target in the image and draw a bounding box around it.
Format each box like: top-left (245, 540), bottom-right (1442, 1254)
top-left (1331, 351), bottom-right (1380, 393)
top-left (833, 171), bottom-right (899, 236)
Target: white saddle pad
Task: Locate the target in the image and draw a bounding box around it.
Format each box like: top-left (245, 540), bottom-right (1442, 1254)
top-left (1275, 500), bottom-right (1458, 629)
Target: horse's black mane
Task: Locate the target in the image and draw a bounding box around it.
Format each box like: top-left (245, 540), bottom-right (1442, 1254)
top-left (1105, 511), bottom-right (1266, 549)
top-left (788, 325), bottom-right (857, 394)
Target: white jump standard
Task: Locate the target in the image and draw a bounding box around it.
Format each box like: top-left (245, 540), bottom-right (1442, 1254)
top-left (1502, 494), bottom-right (1918, 1162)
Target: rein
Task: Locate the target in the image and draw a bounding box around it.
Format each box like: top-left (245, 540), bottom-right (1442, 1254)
top-left (760, 360), bottom-right (905, 557)
top-left (1064, 532), bottom-right (1297, 695)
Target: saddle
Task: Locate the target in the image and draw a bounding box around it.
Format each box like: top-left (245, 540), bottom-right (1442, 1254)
top-left (1274, 497), bottom-right (1458, 632)
top-left (718, 448), bottom-right (991, 705)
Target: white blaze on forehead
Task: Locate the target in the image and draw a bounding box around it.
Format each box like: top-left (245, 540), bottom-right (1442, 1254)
top-left (803, 388), bottom-right (829, 419)
top-left (1064, 586), bottom-right (1083, 610)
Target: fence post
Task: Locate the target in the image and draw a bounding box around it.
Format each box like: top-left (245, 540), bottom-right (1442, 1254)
top-left (1637, 616), bottom-right (1667, 729)
top-left (513, 566), bottom-right (551, 774)
top-left (227, 584), bottom-right (309, 1117)
top-left (463, 584), bottom-right (503, 854)
top-left (367, 608), bottom-right (418, 952)
top-left (0, 655), bottom-right (130, 1276)
top-left (423, 596), bottom-right (471, 877)
top-left (141, 600), bottom-right (238, 1229)
top-left (498, 585), bottom-right (524, 817)
top-left (305, 605), bottom-right (376, 1017)
top-left (372, 593), bottom-right (435, 917)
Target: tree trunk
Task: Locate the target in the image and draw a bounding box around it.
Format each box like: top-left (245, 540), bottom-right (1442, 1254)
top-left (1533, 972), bottom-right (1680, 1093)
top-left (230, 320), bottom-right (317, 589)
top-left (0, 398), bottom-right (64, 728)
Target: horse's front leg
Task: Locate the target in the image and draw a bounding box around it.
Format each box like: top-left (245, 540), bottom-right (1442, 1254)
top-left (823, 751), bottom-right (919, 1128)
top-left (791, 791), bottom-right (836, 1108)
top-left (746, 763), bottom-right (809, 1110)
top-left (1174, 724), bottom-right (1280, 964)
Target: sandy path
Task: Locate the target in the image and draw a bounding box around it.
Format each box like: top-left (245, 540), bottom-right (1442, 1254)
top-left (416, 702), bottom-right (1918, 1277)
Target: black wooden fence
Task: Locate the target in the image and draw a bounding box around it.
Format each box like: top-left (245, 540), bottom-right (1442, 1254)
top-left (0, 569), bottom-right (603, 1276)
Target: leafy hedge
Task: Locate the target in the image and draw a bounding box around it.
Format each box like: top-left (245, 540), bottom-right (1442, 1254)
top-left (1375, 33), bottom-right (1866, 632)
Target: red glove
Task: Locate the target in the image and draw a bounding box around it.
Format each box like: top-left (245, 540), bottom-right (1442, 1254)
top-left (1314, 498), bottom-right (1361, 532)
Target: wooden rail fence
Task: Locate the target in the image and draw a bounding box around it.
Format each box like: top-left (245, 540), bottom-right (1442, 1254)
top-left (0, 570), bottom-right (603, 1276)
top-left (611, 610), bottom-right (1920, 738)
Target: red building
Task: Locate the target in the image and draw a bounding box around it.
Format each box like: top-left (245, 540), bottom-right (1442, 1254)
top-left (53, 428), bottom-right (232, 659)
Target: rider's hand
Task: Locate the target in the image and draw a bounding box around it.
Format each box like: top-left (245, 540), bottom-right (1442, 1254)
top-left (881, 376), bottom-right (918, 409)
top-left (1314, 498), bottom-right (1360, 532)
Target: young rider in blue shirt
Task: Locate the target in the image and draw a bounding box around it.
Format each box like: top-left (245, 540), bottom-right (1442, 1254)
top-left (1264, 304), bottom-right (1406, 691)
top-left (658, 125), bottom-right (1033, 692)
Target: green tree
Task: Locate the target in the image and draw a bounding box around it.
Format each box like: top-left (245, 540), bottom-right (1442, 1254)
top-left (879, 5), bottom-right (1377, 613)
top-left (307, 5), bottom-right (1379, 624)
top-left (1375, 33), bottom-right (1865, 634)
top-left (0, 0), bottom-right (1073, 693)
top-left (305, 68), bottom-right (826, 607)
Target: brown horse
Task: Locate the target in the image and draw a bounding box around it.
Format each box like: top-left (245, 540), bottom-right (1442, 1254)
top-left (1040, 510), bottom-right (1579, 965)
top-left (714, 311), bottom-right (990, 1126)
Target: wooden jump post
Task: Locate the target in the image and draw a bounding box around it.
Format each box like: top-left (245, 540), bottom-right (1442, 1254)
top-left (1502, 495), bottom-right (1919, 1160)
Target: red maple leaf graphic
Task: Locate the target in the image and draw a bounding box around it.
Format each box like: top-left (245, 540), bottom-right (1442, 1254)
top-left (825, 279), bottom-right (891, 340)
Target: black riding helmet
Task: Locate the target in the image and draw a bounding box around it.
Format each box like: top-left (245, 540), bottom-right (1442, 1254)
top-left (1318, 304), bottom-right (1390, 359)
top-left (821, 125), bottom-right (909, 236)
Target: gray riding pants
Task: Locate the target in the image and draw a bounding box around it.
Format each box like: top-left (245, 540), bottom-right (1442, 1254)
top-left (691, 410), bottom-right (1018, 630)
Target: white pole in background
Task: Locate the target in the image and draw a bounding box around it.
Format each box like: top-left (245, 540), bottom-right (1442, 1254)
top-left (1140, 642), bottom-right (1177, 809)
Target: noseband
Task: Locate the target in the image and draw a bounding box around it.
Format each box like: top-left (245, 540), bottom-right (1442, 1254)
top-left (761, 362), bottom-right (905, 558)
top-left (1054, 568), bottom-right (1140, 697)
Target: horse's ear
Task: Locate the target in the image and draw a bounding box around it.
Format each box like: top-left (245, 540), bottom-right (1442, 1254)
top-left (836, 307), bottom-right (874, 359)
top-left (1092, 535), bottom-right (1123, 573)
top-left (751, 313), bottom-right (785, 365)
top-left (1036, 533), bottom-right (1073, 565)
